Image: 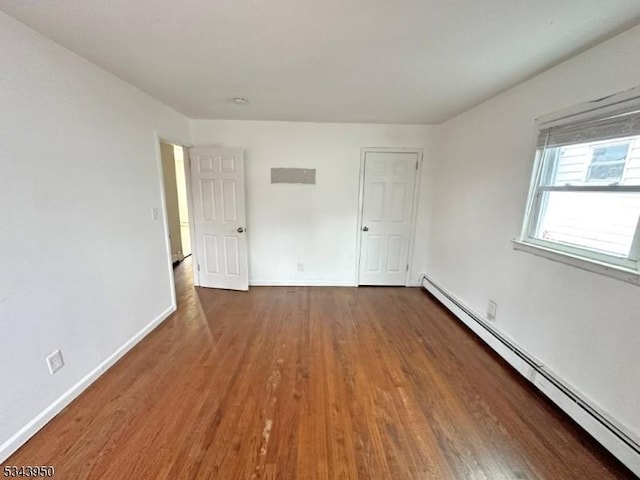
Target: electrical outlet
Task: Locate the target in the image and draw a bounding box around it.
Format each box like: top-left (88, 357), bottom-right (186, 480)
top-left (297, 262), bottom-right (304, 272)
top-left (46, 350), bottom-right (64, 374)
top-left (151, 207), bottom-right (159, 220)
top-left (487, 300), bottom-right (497, 321)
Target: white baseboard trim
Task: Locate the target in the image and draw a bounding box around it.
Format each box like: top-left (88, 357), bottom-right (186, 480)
top-left (421, 275), bottom-right (640, 477)
top-left (249, 280), bottom-right (424, 287)
top-left (0, 304), bottom-right (176, 463)
top-left (249, 280), bottom-right (357, 287)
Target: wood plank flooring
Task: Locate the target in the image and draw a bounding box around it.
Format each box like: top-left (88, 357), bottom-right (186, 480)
top-left (4, 258), bottom-right (636, 479)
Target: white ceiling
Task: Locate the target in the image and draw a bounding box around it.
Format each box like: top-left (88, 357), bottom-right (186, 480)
top-left (2, 0), bottom-right (639, 124)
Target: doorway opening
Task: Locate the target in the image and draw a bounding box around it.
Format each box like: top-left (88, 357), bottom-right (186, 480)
top-left (173, 145), bottom-right (192, 261)
top-left (160, 141), bottom-right (192, 266)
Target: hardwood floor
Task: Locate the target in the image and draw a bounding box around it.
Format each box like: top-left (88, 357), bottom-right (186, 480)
top-left (4, 258), bottom-right (636, 479)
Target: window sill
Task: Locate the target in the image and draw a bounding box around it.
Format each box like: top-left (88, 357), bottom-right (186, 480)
top-left (512, 240), bottom-right (640, 286)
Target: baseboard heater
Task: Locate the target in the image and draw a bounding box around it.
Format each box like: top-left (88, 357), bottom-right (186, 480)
top-left (420, 274), bottom-right (640, 476)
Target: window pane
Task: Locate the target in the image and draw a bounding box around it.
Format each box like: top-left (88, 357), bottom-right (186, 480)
top-left (586, 143), bottom-right (628, 182)
top-left (540, 136), bottom-right (640, 186)
top-left (535, 191), bottom-right (640, 257)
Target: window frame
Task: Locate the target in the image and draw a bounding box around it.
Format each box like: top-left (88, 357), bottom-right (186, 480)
top-left (515, 87), bottom-right (640, 284)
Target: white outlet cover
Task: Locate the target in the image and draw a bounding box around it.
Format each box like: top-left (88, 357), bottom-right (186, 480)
top-left (151, 207), bottom-right (159, 220)
top-left (46, 350), bottom-right (64, 374)
top-left (487, 300), bottom-right (497, 321)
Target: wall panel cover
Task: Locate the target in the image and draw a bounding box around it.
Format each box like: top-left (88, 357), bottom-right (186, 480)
top-left (271, 168), bottom-right (316, 184)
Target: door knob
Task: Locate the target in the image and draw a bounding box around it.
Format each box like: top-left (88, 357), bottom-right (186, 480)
top-left (362, 226), bottom-right (369, 231)
top-left (237, 227), bottom-right (245, 233)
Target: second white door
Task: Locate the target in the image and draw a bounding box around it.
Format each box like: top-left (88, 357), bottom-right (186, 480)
top-left (189, 146), bottom-right (249, 291)
top-left (358, 150), bottom-right (419, 285)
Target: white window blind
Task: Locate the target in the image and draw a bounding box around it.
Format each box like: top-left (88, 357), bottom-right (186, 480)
top-left (536, 109), bottom-right (640, 149)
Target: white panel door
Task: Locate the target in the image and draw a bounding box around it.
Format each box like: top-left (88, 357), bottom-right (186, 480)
top-left (358, 151), bottom-right (418, 285)
top-left (189, 147), bottom-right (249, 291)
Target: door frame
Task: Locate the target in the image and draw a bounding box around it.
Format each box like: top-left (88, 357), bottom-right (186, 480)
top-left (154, 134), bottom-right (190, 307)
top-left (355, 147), bottom-right (424, 287)
top-left (180, 145), bottom-right (200, 287)
top-left (156, 135), bottom-right (198, 292)
top-left (181, 145), bottom-right (200, 286)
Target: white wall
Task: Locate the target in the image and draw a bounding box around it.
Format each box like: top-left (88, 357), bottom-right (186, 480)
top-left (0, 12), bottom-right (190, 459)
top-left (429, 24), bottom-right (640, 443)
top-left (190, 120), bottom-right (439, 286)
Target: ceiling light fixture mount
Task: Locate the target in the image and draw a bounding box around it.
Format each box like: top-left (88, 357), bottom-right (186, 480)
top-left (232, 97), bottom-right (249, 105)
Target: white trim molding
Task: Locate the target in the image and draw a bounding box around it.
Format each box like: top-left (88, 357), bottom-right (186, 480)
top-left (249, 280), bottom-right (357, 287)
top-left (513, 240), bottom-right (640, 285)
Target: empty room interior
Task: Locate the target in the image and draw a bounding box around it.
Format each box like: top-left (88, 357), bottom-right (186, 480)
top-left (2, 0), bottom-right (640, 478)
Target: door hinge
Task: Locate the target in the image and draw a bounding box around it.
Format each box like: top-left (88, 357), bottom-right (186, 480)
top-left (415, 161), bottom-right (419, 170)
top-left (406, 264), bottom-right (409, 272)
top-left (197, 264), bottom-right (201, 272)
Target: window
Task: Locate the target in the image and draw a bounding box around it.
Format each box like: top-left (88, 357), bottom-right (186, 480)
top-left (516, 88), bottom-right (640, 283)
top-left (586, 142), bottom-right (629, 183)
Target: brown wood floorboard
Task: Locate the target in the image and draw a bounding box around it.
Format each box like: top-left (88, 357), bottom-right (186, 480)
top-left (3, 258), bottom-right (636, 479)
